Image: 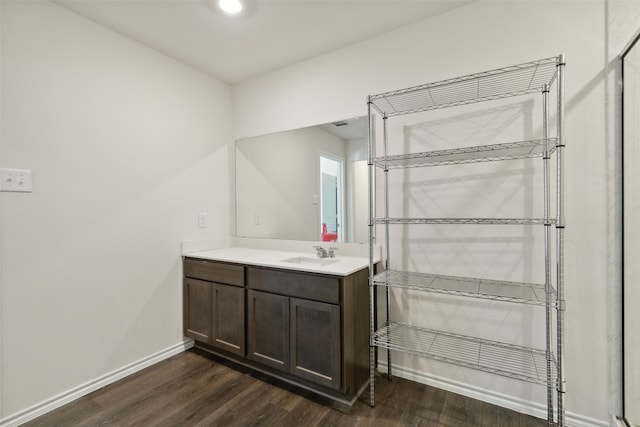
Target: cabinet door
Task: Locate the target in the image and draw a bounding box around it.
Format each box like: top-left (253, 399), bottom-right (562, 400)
top-left (247, 290), bottom-right (290, 372)
top-left (183, 278), bottom-right (211, 343)
top-left (211, 283), bottom-right (245, 356)
top-left (290, 297), bottom-right (341, 390)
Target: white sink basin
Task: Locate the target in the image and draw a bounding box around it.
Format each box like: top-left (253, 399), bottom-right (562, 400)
top-left (280, 256), bottom-right (339, 266)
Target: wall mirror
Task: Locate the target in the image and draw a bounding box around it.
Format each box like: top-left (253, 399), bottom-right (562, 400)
top-left (236, 117), bottom-right (368, 243)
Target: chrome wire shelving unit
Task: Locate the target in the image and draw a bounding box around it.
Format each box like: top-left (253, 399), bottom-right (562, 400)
top-left (367, 55), bottom-right (566, 426)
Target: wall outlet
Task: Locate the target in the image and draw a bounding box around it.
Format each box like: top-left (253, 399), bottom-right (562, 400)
top-left (0, 168), bottom-right (32, 192)
top-left (198, 212), bottom-right (207, 228)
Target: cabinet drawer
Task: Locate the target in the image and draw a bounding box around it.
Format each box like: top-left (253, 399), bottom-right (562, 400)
top-left (248, 267), bottom-right (340, 304)
top-left (184, 258), bottom-right (244, 287)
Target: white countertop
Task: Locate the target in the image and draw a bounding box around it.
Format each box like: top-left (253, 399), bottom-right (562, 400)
top-left (184, 245), bottom-right (376, 276)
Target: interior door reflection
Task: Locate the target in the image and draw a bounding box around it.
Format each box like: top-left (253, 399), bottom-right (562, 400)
top-left (320, 155), bottom-right (343, 243)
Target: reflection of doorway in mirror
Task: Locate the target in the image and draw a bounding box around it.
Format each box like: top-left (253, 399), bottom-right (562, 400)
top-left (320, 155), bottom-right (344, 243)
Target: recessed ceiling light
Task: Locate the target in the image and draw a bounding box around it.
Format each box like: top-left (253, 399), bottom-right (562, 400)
top-left (219, 0), bottom-right (242, 14)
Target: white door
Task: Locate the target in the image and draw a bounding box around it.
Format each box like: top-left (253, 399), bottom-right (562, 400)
top-left (322, 173), bottom-right (338, 234)
top-left (320, 155), bottom-right (343, 242)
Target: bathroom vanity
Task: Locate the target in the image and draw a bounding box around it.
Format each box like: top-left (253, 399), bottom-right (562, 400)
top-left (182, 244), bottom-right (372, 409)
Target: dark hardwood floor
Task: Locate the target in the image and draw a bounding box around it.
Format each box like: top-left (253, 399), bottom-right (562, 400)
top-left (24, 348), bottom-right (547, 426)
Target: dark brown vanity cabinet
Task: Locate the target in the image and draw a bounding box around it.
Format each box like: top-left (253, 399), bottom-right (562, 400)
top-left (183, 258), bottom-right (245, 356)
top-left (183, 257), bottom-right (369, 408)
top-left (247, 267), bottom-right (349, 391)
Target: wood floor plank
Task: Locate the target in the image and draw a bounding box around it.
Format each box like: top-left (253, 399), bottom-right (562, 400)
top-left (239, 402), bottom-right (289, 426)
top-left (371, 402), bottom-right (409, 427)
top-left (23, 395), bottom-right (103, 427)
top-left (132, 364), bottom-right (249, 426)
top-left (92, 350), bottom-right (214, 408)
top-left (278, 396), bottom-right (331, 427)
top-left (24, 349), bottom-right (550, 427)
top-left (439, 387), bottom-right (484, 426)
top-left (193, 379), bottom-right (270, 426)
top-left (317, 408), bottom-right (352, 426)
top-left (73, 357), bottom-right (231, 427)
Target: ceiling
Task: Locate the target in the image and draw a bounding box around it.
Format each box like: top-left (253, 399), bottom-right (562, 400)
top-left (55, 0), bottom-right (472, 84)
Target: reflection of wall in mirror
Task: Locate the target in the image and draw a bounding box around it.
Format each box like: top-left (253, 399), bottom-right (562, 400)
top-left (236, 126), bottom-right (345, 240)
top-left (352, 160), bottom-right (368, 243)
top-left (346, 137), bottom-right (367, 243)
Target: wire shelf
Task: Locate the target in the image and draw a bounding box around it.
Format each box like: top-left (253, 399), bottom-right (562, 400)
top-left (373, 322), bottom-right (552, 385)
top-left (373, 138), bottom-right (558, 169)
top-left (373, 217), bottom-right (556, 225)
top-left (373, 270), bottom-right (554, 306)
top-left (370, 56), bottom-right (559, 116)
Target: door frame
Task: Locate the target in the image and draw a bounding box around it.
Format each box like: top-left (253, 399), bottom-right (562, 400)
top-left (620, 29), bottom-right (640, 427)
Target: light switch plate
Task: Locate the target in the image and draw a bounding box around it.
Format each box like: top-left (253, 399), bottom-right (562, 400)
top-left (198, 212), bottom-right (207, 228)
top-left (0, 168), bottom-right (32, 192)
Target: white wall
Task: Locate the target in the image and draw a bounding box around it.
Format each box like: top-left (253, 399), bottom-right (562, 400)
top-left (0, 0), bottom-right (232, 420)
top-left (233, 1), bottom-right (609, 424)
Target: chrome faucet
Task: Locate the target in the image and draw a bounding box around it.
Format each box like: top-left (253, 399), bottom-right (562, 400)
top-left (313, 246), bottom-right (328, 258)
top-left (328, 247), bottom-right (338, 258)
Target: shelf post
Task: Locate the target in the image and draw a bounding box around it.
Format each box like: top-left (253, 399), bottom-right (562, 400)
top-left (383, 113), bottom-right (392, 380)
top-left (542, 83), bottom-right (555, 426)
top-left (368, 96), bottom-right (376, 407)
top-left (556, 53), bottom-right (566, 427)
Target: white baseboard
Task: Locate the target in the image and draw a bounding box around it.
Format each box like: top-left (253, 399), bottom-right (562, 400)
top-left (0, 339), bottom-right (195, 427)
top-left (611, 415), bottom-right (633, 427)
top-left (376, 362), bottom-right (609, 427)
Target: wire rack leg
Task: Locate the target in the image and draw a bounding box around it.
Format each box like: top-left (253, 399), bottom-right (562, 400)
top-left (368, 96), bottom-right (377, 407)
top-left (556, 54), bottom-right (566, 427)
top-left (542, 83), bottom-right (555, 426)
top-left (382, 114), bottom-right (392, 381)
